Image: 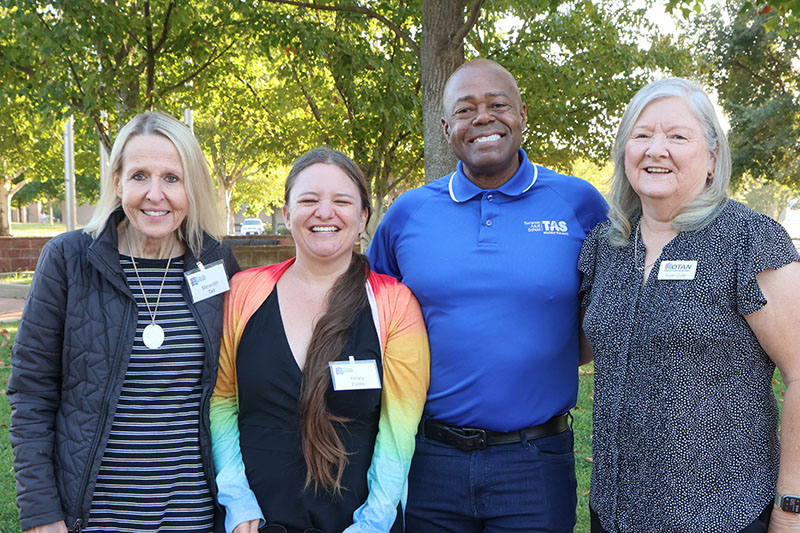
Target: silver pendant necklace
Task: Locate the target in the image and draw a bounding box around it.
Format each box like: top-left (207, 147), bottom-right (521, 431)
top-left (126, 231), bottom-right (174, 349)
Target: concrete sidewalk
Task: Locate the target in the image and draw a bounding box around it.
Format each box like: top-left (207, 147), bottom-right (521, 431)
top-left (0, 297), bottom-right (24, 322)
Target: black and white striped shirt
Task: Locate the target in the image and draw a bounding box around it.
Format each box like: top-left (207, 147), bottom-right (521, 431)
top-left (85, 256), bottom-right (214, 532)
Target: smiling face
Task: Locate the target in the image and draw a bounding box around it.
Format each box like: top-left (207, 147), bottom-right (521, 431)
top-left (441, 62), bottom-right (527, 188)
top-left (625, 96), bottom-right (716, 212)
top-left (114, 134), bottom-right (188, 257)
top-left (283, 163), bottom-right (368, 266)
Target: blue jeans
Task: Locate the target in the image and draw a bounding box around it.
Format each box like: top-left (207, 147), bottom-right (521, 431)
top-left (405, 424), bottom-right (577, 532)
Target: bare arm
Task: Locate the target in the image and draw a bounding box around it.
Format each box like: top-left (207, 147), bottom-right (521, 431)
top-left (744, 262), bottom-right (800, 532)
top-left (578, 308), bottom-right (593, 366)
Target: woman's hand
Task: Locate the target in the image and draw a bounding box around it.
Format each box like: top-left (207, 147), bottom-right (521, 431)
top-left (24, 521), bottom-right (68, 533)
top-left (232, 519), bottom-right (261, 533)
top-left (768, 507), bottom-right (800, 532)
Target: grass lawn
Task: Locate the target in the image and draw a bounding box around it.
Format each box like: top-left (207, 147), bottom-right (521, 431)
top-left (574, 367), bottom-right (594, 533)
top-left (9, 223), bottom-right (70, 238)
top-left (0, 273), bottom-right (33, 285)
top-left (0, 324), bottom-right (787, 532)
top-left (0, 323), bottom-right (19, 532)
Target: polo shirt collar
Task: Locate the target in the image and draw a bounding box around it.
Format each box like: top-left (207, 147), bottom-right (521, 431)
top-left (448, 149), bottom-right (538, 203)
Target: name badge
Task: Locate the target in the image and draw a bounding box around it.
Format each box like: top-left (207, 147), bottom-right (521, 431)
top-left (329, 357), bottom-right (381, 391)
top-left (184, 260), bottom-right (230, 303)
top-left (657, 260), bottom-right (697, 280)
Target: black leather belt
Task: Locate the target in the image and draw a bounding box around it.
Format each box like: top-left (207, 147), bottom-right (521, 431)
top-left (422, 413), bottom-right (569, 451)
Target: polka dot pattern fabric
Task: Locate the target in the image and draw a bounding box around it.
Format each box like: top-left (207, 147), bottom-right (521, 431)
top-left (578, 200), bottom-right (799, 532)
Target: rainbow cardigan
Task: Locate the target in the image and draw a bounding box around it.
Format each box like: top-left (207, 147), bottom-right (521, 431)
top-left (210, 258), bottom-right (430, 533)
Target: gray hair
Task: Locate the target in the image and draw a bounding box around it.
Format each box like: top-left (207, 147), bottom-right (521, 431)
top-left (606, 78), bottom-right (731, 247)
top-left (84, 112), bottom-right (223, 256)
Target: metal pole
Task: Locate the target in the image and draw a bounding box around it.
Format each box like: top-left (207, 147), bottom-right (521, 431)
top-left (99, 138), bottom-right (110, 184)
top-left (63, 115), bottom-right (77, 231)
top-left (99, 111), bottom-right (110, 183)
top-left (183, 108), bottom-right (194, 132)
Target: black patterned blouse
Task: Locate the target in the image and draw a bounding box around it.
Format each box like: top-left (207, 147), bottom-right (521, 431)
top-left (578, 199), bottom-right (799, 532)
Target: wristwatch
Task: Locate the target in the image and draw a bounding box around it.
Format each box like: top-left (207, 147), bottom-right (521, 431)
top-left (775, 491), bottom-right (800, 513)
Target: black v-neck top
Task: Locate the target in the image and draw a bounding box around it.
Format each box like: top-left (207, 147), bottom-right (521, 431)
top-left (236, 289), bottom-right (388, 532)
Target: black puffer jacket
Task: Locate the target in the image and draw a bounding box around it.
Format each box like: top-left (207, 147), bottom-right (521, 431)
top-left (8, 210), bottom-right (240, 532)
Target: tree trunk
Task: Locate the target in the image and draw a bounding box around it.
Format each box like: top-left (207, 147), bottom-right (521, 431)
top-left (0, 183), bottom-right (11, 236)
top-left (420, 0), bottom-right (468, 183)
top-left (0, 175), bottom-right (29, 236)
top-left (218, 182), bottom-right (234, 235)
top-left (362, 196), bottom-right (387, 250)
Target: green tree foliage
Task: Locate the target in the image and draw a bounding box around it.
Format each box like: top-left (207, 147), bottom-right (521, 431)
top-left (481, 0), bottom-right (690, 172)
top-left (568, 158), bottom-right (613, 198)
top-left (669, 0), bottom-right (800, 32)
top-left (192, 53), bottom-right (293, 233)
top-left (690, 2), bottom-right (800, 190)
top-left (2, 0), bottom-right (284, 234)
top-left (2, 0), bottom-right (691, 240)
top-left (241, 0), bottom-right (688, 239)
top-left (0, 5), bottom-right (65, 235)
top-left (6, 0), bottom-right (248, 148)
top-left (243, 2), bottom-right (426, 238)
top-left (732, 174), bottom-right (796, 220)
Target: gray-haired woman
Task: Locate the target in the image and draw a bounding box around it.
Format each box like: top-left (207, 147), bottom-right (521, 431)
top-left (9, 111), bottom-right (239, 532)
top-left (579, 78), bottom-right (800, 532)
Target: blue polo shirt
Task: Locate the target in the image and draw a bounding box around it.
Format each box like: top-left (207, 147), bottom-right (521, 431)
top-left (368, 150), bottom-right (607, 432)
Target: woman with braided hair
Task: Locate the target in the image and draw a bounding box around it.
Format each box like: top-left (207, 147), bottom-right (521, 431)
top-left (210, 147), bottom-right (429, 533)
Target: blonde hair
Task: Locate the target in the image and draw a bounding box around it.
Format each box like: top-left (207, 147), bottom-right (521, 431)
top-left (606, 78), bottom-right (731, 247)
top-left (84, 112), bottom-right (222, 255)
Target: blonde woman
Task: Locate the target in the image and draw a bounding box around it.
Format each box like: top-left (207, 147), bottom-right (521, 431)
top-left (10, 112), bottom-right (239, 532)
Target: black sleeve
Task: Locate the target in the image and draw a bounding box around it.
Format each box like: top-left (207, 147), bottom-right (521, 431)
top-left (8, 239), bottom-right (70, 529)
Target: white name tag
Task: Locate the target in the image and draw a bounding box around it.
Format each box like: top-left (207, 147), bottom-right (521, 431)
top-left (657, 260), bottom-right (698, 280)
top-left (184, 260), bottom-right (230, 303)
top-left (329, 357), bottom-right (381, 391)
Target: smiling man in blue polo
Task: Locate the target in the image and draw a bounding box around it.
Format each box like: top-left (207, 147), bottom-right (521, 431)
top-left (368, 58), bottom-right (607, 532)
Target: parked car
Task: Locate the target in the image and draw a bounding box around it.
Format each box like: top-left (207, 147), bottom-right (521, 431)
top-left (240, 218), bottom-right (265, 235)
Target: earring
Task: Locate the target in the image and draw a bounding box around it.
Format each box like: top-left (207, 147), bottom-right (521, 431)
top-left (707, 171), bottom-right (713, 181)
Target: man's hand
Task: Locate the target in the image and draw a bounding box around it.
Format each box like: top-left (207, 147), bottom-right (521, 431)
top-left (25, 521), bottom-right (68, 533)
top-left (232, 519), bottom-right (261, 533)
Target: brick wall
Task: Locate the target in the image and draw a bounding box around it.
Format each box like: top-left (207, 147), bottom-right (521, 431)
top-left (0, 234), bottom-right (358, 273)
top-left (0, 237), bottom-right (51, 271)
top-left (0, 235), bottom-right (298, 273)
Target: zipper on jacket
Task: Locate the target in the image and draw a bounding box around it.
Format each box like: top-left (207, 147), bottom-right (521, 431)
top-left (73, 302), bottom-right (133, 525)
top-left (71, 518), bottom-right (83, 532)
top-left (183, 273), bottom-right (219, 501)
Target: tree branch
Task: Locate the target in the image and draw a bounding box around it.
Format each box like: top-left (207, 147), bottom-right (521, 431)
top-left (158, 41), bottom-right (235, 96)
top-left (10, 177), bottom-right (29, 196)
top-left (729, 58), bottom-right (774, 88)
top-left (386, 152), bottom-right (423, 193)
top-left (153, 0), bottom-right (176, 53)
top-left (144, 0), bottom-right (156, 107)
top-left (261, 0), bottom-right (419, 55)
top-left (453, 0), bottom-right (486, 45)
top-left (10, 62), bottom-right (35, 77)
top-left (34, 10), bottom-right (86, 99)
top-left (288, 62), bottom-right (333, 145)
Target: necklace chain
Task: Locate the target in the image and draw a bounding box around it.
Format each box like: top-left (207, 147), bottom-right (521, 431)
top-left (634, 222), bottom-right (658, 272)
top-left (125, 231), bottom-right (174, 325)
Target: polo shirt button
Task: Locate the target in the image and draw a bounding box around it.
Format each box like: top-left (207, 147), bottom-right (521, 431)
top-left (487, 194), bottom-right (494, 202)
top-left (486, 219), bottom-right (493, 227)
